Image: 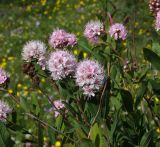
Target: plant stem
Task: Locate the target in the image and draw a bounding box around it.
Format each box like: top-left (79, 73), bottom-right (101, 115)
top-left (24, 113), bottom-right (77, 143)
top-left (87, 80), bottom-right (108, 138)
top-left (38, 87), bottom-right (65, 116)
top-left (76, 97), bottom-right (90, 127)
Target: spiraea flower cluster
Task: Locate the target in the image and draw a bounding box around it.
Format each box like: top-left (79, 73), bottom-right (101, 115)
top-left (53, 100), bottom-right (65, 118)
top-left (0, 100), bottom-right (12, 122)
top-left (109, 23), bottom-right (127, 40)
top-left (48, 50), bottom-right (77, 80)
top-left (75, 60), bottom-right (105, 97)
top-left (84, 20), bottom-right (104, 44)
top-left (0, 68), bottom-right (8, 84)
top-left (22, 40), bottom-right (47, 70)
top-left (49, 29), bottom-right (77, 49)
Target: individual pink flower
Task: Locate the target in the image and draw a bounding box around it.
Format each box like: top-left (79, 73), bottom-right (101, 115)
top-left (49, 29), bottom-right (68, 49)
top-left (0, 100), bottom-right (12, 122)
top-left (155, 11), bottom-right (160, 31)
top-left (0, 68), bottom-right (8, 84)
top-left (66, 33), bottom-right (77, 47)
top-left (84, 20), bottom-right (104, 44)
top-left (48, 50), bottom-right (77, 80)
top-left (108, 23), bottom-right (127, 40)
top-left (53, 100), bottom-right (65, 117)
top-left (75, 60), bottom-right (105, 97)
top-left (49, 29), bottom-right (77, 49)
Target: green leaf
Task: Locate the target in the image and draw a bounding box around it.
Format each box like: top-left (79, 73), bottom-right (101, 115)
top-left (140, 130), bottom-right (153, 147)
top-left (76, 139), bottom-right (94, 147)
top-left (55, 115), bottom-right (63, 130)
top-left (48, 127), bottom-right (55, 145)
top-left (110, 65), bottom-right (117, 80)
top-left (75, 128), bottom-right (87, 139)
top-left (135, 82), bottom-right (147, 108)
top-left (90, 123), bottom-right (101, 147)
top-left (20, 97), bottom-right (30, 112)
top-left (78, 37), bottom-right (91, 53)
top-left (149, 79), bottom-right (160, 95)
top-left (38, 122), bottom-right (43, 147)
top-left (0, 122), bottom-right (14, 147)
top-left (85, 102), bottom-right (97, 121)
top-left (31, 93), bottom-right (40, 115)
top-left (143, 48), bottom-right (160, 70)
top-left (107, 109), bottom-right (120, 145)
top-left (119, 89), bottom-right (133, 112)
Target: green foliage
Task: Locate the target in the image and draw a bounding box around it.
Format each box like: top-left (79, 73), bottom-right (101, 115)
top-left (0, 123), bottom-right (14, 147)
top-left (143, 48), bottom-right (160, 71)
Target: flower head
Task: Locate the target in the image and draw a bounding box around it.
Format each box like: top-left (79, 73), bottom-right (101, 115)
top-left (84, 20), bottom-right (104, 44)
top-left (109, 23), bottom-right (127, 40)
top-left (0, 68), bottom-right (8, 84)
top-left (22, 40), bottom-right (47, 70)
top-left (53, 100), bottom-right (65, 117)
top-left (0, 100), bottom-right (12, 122)
top-left (75, 60), bottom-right (105, 97)
top-left (48, 50), bottom-right (77, 80)
top-left (49, 29), bottom-right (77, 49)
top-left (156, 11), bottom-right (160, 31)
top-left (22, 40), bottom-right (46, 62)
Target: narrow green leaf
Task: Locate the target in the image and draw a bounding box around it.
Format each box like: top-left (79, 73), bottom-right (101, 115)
top-left (0, 122), bottom-right (14, 147)
top-left (149, 79), bottom-right (160, 95)
top-left (143, 48), bottom-right (160, 70)
top-left (20, 97), bottom-right (30, 112)
top-left (48, 127), bottom-right (55, 145)
top-left (110, 65), bottom-right (117, 80)
top-left (119, 89), bottom-right (133, 112)
top-left (135, 82), bottom-right (147, 108)
top-left (140, 130), bottom-right (153, 147)
top-left (78, 38), bottom-right (91, 53)
top-left (90, 123), bottom-right (100, 146)
top-left (76, 138), bottom-right (94, 147)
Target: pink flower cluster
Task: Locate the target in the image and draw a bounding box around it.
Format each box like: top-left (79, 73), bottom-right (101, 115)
top-left (75, 60), bottom-right (104, 97)
top-left (48, 50), bottom-right (77, 80)
top-left (0, 68), bottom-right (8, 84)
top-left (155, 11), bottom-right (160, 31)
top-left (84, 21), bottom-right (104, 44)
top-left (0, 100), bottom-right (12, 122)
top-left (49, 29), bottom-right (77, 49)
top-left (22, 40), bottom-right (47, 70)
top-left (109, 23), bottom-right (127, 40)
top-left (53, 100), bottom-right (65, 117)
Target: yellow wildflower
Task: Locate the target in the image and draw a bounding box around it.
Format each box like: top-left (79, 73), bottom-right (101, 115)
top-left (55, 141), bottom-right (61, 147)
top-left (8, 89), bottom-right (13, 94)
